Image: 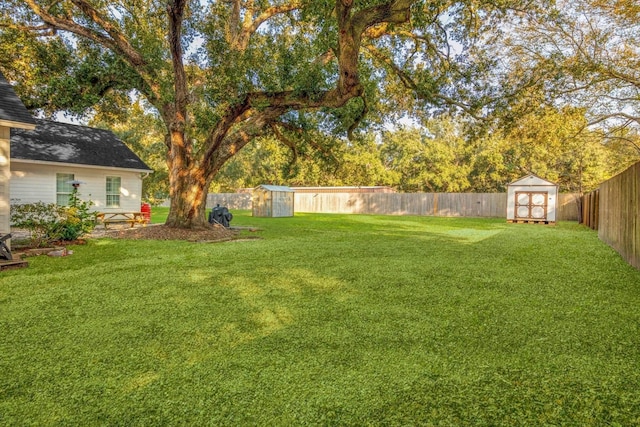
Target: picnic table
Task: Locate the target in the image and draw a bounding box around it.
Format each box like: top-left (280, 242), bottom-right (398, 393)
top-left (96, 212), bottom-right (148, 229)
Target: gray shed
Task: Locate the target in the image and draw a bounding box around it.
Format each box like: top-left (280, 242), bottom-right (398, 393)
top-left (252, 185), bottom-right (295, 217)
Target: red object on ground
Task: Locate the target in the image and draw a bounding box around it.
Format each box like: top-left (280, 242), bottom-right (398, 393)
top-left (140, 203), bottom-right (151, 221)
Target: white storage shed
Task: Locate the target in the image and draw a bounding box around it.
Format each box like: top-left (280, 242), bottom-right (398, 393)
top-left (252, 185), bottom-right (295, 217)
top-left (507, 174), bottom-right (559, 224)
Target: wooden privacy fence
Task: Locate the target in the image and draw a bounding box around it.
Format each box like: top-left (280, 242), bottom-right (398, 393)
top-left (295, 192), bottom-right (508, 217)
top-left (581, 189), bottom-right (599, 230)
top-left (295, 192), bottom-right (579, 220)
top-left (206, 193), bottom-right (251, 210)
top-left (207, 191), bottom-right (580, 220)
top-left (596, 162), bottom-right (640, 269)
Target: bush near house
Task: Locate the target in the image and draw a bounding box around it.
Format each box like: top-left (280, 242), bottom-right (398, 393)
top-left (10, 189), bottom-right (96, 246)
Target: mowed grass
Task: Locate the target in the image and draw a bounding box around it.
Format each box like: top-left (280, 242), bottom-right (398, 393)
top-left (2, 210), bottom-right (640, 425)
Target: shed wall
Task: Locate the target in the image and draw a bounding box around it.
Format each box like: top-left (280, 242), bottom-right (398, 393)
top-left (251, 189), bottom-right (269, 217)
top-left (272, 191), bottom-right (294, 217)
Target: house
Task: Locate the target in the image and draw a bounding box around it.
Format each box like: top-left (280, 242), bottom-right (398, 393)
top-left (0, 71), bottom-right (37, 242)
top-left (506, 174), bottom-right (559, 224)
top-left (10, 119), bottom-right (152, 212)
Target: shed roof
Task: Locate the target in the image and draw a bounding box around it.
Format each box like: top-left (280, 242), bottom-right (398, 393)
top-left (508, 174), bottom-right (557, 187)
top-left (11, 119), bottom-right (152, 172)
top-left (256, 185), bottom-right (294, 192)
top-left (0, 71), bottom-right (37, 129)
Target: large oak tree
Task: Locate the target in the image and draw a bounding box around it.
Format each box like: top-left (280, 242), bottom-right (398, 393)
top-left (498, 0), bottom-right (640, 150)
top-left (1, 0), bottom-right (541, 228)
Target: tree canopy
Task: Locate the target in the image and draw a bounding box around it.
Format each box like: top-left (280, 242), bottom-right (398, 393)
top-left (1, 0), bottom-right (553, 227)
top-left (498, 0), bottom-right (640, 146)
top-left (1, 0), bottom-right (638, 222)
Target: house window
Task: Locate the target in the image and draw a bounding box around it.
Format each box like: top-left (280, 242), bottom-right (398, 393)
top-left (106, 176), bottom-right (121, 208)
top-left (56, 173), bottom-right (74, 206)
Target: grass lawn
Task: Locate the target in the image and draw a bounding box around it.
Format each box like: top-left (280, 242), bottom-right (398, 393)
top-left (2, 210), bottom-right (640, 425)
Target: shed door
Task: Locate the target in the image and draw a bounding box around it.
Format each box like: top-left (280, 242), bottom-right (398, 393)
top-left (515, 192), bottom-right (548, 220)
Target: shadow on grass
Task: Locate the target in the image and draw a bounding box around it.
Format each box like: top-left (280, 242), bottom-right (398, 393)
top-left (1, 214), bottom-right (640, 425)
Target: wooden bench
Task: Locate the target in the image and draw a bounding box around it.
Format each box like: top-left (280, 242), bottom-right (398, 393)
top-left (96, 212), bottom-right (148, 229)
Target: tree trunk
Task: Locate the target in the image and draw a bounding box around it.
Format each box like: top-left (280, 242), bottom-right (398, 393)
top-left (164, 129), bottom-right (211, 228)
top-left (165, 165), bottom-right (210, 228)
top-left (165, 172), bottom-right (208, 227)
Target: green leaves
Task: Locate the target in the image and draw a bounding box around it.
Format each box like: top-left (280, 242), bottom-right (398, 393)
top-left (10, 189), bottom-right (96, 246)
top-left (380, 118), bottom-right (473, 192)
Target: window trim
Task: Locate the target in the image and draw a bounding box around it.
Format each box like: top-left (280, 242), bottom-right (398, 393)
top-left (56, 173), bottom-right (74, 206)
top-left (106, 176), bottom-right (121, 208)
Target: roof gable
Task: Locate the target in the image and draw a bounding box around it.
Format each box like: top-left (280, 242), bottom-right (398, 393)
top-left (0, 71), bottom-right (37, 129)
top-left (11, 119), bottom-right (152, 171)
top-left (508, 174), bottom-right (557, 187)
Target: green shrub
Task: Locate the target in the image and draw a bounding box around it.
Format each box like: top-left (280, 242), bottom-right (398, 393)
top-left (56, 189), bottom-right (97, 240)
top-left (10, 189), bottom-right (97, 246)
top-left (9, 201), bottom-right (59, 247)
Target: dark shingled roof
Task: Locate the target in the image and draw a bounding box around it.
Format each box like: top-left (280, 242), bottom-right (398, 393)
top-left (0, 71), bottom-right (37, 127)
top-left (11, 119), bottom-right (152, 171)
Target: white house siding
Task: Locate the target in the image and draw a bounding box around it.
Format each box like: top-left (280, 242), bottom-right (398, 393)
top-left (0, 126), bottom-right (10, 237)
top-left (10, 161), bottom-right (144, 212)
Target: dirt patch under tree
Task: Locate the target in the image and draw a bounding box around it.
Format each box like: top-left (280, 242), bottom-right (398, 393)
top-left (95, 224), bottom-right (238, 242)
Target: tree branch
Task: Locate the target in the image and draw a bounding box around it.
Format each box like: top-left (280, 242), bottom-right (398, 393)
top-left (66, 0), bottom-right (146, 67)
top-left (20, 0), bottom-right (158, 102)
top-left (363, 44), bottom-right (479, 118)
top-left (0, 22), bottom-right (56, 35)
top-left (270, 122), bottom-right (298, 163)
top-left (588, 112), bottom-right (640, 127)
top-left (271, 120), bottom-right (338, 162)
top-left (167, 0), bottom-right (189, 126)
top-left (240, 1), bottom-right (302, 48)
top-left (352, 0), bottom-right (413, 35)
top-left (206, 106), bottom-right (288, 176)
top-left (201, 0), bottom-right (418, 178)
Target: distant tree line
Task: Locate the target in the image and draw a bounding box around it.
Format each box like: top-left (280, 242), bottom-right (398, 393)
top-left (96, 103), bottom-right (638, 199)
